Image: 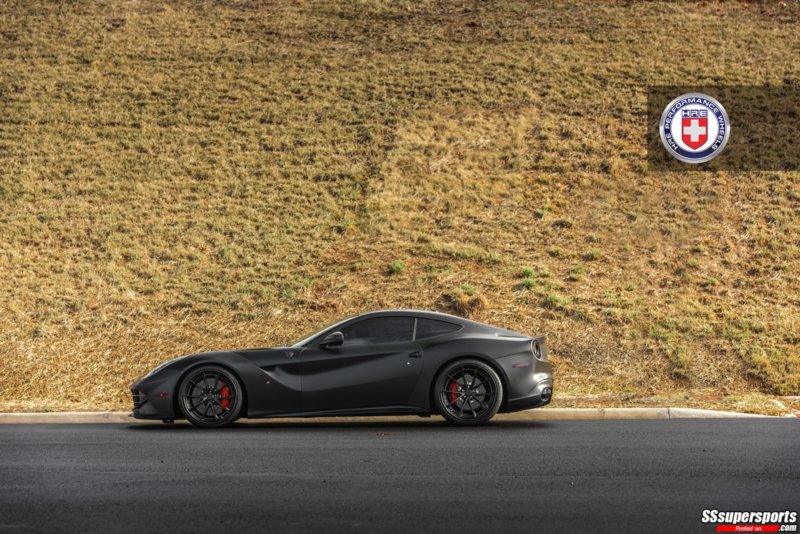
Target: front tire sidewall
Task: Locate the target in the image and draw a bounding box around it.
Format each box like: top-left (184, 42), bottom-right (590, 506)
top-left (434, 359), bottom-right (503, 426)
top-left (178, 366), bottom-right (243, 428)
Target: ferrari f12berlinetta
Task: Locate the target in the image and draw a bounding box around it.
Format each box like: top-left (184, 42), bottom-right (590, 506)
top-left (131, 310), bottom-right (553, 427)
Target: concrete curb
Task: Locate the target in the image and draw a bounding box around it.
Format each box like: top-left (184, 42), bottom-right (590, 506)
top-left (505, 407), bottom-right (773, 420)
top-left (0, 412), bottom-right (133, 424)
top-left (0, 407), bottom-right (782, 424)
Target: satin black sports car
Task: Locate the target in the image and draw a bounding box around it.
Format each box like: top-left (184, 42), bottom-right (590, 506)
top-left (131, 310), bottom-right (553, 427)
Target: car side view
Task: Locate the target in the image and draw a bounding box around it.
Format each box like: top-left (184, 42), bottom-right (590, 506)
top-left (131, 310), bottom-right (553, 428)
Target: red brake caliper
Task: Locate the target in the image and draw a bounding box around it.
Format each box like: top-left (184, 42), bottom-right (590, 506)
top-left (449, 381), bottom-right (459, 403)
top-left (220, 384), bottom-right (231, 410)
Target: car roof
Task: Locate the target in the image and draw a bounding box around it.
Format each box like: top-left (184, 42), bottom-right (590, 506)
top-left (351, 309), bottom-right (531, 338)
top-left (354, 309), bottom-right (468, 324)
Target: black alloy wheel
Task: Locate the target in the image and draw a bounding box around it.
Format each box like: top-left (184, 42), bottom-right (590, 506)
top-left (178, 366), bottom-right (243, 428)
top-left (434, 359), bottom-right (503, 426)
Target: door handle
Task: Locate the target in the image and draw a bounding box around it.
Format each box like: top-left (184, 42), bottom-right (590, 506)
top-left (409, 350), bottom-right (422, 358)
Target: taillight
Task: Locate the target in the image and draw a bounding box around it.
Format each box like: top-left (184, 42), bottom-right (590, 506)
top-left (532, 339), bottom-right (545, 361)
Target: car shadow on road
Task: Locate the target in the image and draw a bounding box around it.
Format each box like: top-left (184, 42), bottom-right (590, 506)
top-left (126, 419), bottom-right (553, 431)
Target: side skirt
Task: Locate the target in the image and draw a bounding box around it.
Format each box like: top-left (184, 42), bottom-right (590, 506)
top-left (247, 405), bottom-right (430, 419)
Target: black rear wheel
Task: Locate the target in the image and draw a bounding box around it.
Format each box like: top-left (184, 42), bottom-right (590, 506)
top-left (433, 359), bottom-right (503, 426)
top-left (178, 366), bottom-right (243, 428)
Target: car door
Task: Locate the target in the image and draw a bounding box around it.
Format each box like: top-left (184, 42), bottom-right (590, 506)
top-left (299, 316), bottom-right (423, 413)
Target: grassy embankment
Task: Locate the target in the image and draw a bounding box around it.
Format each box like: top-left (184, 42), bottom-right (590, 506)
top-left (0, 1), bottom-right (798, 414)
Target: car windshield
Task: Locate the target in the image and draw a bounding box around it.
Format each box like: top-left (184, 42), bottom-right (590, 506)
top-left (291, 315), bottom-right (356, 347)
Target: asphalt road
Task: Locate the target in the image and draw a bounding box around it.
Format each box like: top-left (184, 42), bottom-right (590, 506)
top-left (0, 418), bottom-right (797, 533)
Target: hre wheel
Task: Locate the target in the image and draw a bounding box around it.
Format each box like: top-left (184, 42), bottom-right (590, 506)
top-left (433, 359), bottom-right (503, 426)
top-left (178, 366), bottom-right (243, 428)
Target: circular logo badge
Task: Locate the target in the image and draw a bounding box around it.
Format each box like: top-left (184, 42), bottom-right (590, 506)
top-left (659, 93), bottom-right (730, 164)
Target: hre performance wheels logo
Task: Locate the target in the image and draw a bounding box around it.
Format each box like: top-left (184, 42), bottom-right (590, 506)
top-left (701, 509), bottom-right (797, 532)
top-left (659, 93), bottom-right (730, 164)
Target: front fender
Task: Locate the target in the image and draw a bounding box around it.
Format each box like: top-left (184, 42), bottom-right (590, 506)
top-left (130, 352), bottom-right (267, 420)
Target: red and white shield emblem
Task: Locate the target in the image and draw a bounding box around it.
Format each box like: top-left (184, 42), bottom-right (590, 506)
top-left (681, 112), bottom-right (708, 150)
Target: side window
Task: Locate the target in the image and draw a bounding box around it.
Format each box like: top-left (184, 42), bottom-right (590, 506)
top-left (415, 318), bottom-right (461, 340)
top-left (341, 317), bottom-right (414, 344)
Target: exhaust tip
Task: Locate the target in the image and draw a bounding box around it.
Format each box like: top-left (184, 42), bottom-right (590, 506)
top-left (541, 387), bottom-right (552, 402)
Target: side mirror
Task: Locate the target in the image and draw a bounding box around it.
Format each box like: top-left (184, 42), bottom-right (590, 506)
top-left (319, 331), bottom-right (344, 349)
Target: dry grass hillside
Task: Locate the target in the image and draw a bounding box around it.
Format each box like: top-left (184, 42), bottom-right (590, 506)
top-left (1, 0), bottom-right (798, 413)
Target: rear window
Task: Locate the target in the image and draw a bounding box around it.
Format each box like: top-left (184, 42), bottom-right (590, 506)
top-left (415, 318), bottom-right (461, 340)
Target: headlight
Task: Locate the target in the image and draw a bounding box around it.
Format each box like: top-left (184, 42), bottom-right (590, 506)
top-left (142, 357), bottom-right (181, 379)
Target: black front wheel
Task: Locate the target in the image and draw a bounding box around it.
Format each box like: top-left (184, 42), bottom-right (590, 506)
top-left (178, 366), bottom-right (243, 428)
top-left (433, 359), bottom-right (503, 426)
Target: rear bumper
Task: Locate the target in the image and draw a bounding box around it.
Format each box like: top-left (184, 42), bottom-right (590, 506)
top-left (503, 378), bottom-right (553, 412)
top-left (497, 350), bottom-right (553, 413)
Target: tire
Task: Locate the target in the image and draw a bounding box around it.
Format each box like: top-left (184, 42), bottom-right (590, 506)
top-left (178, 366), bottom-right (243, 428)
top-left (433, 359), bottom-right (503, 426)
